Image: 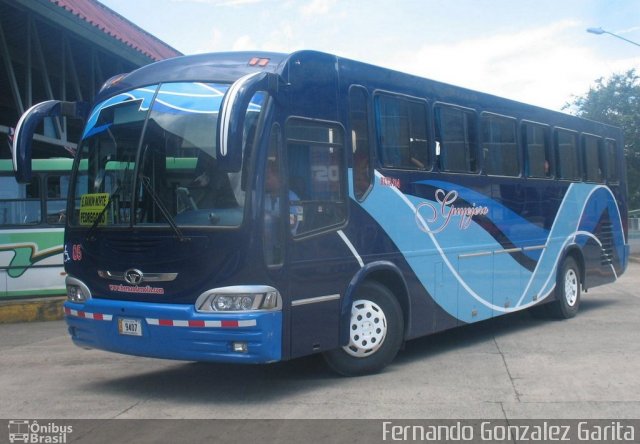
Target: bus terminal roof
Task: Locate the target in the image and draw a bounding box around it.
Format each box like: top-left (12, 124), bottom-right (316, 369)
top-left (49, 0), bottom-right (182, 62)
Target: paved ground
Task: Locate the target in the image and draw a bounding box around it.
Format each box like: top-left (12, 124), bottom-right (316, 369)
top-left (1, 263), bottom-right (639, 424)
top-left (630, 231), bottom-right (640, 256)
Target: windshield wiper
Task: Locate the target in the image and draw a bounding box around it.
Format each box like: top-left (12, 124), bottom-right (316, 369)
top-left (140, 175), bottom-right (190, 242)
top-left (85, 185), bottom-right (119, 242)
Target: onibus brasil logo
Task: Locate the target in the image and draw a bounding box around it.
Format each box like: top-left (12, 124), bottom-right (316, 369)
top-left (7, 420), bottom-right (73, 443)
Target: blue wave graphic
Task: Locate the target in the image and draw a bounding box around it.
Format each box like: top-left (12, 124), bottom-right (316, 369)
top-left (83, 86), bottom-right (157, 138)
top-left (350, 172), bottom-right (623, 323)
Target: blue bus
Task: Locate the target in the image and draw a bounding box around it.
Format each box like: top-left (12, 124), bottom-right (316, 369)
top-left (12, 51), bottom-right (628, 375)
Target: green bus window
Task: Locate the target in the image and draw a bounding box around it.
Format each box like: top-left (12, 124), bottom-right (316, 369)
top-left (0, 176), bottom-right (41, 225)
top-left (46, 175), bottom-right (70, 225)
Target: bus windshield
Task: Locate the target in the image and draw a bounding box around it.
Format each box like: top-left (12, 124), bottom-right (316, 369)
top-left (69, 82), bottom-right (265, 228)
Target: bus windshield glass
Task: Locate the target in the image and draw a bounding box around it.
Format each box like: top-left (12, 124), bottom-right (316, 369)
top-left (69, 82), bottom-right (265, 228)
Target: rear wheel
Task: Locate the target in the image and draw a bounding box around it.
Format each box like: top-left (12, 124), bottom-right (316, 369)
top-left (323, 281), bottom-right (404, 376)
top-left (548, 256), bottom-right (581, 319)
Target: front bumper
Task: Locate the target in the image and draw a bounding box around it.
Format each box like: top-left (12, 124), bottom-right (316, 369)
top-left (64, 298), bottom-right (282, 364)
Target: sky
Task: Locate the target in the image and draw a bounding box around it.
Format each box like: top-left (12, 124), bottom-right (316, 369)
top-left (98, 0), bottom-right (640, 111)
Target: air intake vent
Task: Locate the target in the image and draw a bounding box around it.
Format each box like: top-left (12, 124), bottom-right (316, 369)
top-left (600, 222), bottom-right (614, 266)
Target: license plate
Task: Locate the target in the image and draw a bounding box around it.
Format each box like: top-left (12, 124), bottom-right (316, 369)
top-left (118, 318), bottom-right (142, 336)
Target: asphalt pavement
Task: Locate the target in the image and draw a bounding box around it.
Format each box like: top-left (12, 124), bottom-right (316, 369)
top-left (1, 262), bottom-right (639, 422)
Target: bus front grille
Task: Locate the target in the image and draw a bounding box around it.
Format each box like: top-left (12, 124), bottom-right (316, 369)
top-left (104, 237), bottom-right (164, 254)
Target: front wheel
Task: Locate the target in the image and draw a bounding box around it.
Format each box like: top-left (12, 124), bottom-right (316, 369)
top-left (323, 282), bottom-right (404, 376)
top-left (548, 256), bottom-right (581, 319)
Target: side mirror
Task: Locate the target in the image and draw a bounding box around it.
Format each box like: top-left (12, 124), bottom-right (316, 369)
top-left (12, 100), bottom-right (88, 183)
top-left (216, 72), bottom-right (278, 172)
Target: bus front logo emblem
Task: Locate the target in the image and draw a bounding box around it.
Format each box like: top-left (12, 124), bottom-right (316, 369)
top-left (124, 269), bottom-right (144, 285)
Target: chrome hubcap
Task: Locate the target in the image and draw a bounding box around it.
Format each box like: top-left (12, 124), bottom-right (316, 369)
top-left (564, 269), bottom-right (578, 306)
top-left (343, 299), bottom-right (387, 357)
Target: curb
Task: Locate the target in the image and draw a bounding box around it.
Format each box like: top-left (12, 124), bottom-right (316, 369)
top-left (0, 296), bottom-right (66, 324)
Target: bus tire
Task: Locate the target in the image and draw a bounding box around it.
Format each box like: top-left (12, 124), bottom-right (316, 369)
top-left (323, 281), bottom-right (404, 376)
top-left (549, 256), bottom-right (581, 319)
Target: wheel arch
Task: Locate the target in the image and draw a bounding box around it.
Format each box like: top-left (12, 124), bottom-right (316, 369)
top-left (340, 261), bottom-right (410, 346)
top-left (560, 244), bottom-right (586, 289)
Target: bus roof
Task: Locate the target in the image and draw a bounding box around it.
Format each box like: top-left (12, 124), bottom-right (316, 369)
top-left (94, 49), bottom-right (621, 135)
top-left (95, 51), bottom-right (288, 103)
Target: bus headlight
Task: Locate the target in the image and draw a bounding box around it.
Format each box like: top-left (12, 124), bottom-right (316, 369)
top-left (65, 276), bottom-right (92, 303)
top-left (195, 286), bottom-right (281, 312)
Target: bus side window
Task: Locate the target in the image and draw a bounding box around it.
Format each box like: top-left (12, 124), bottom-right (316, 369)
top-left (0, 176), bottom-right (41, 225)
top-left (481, 113), bottom-right (519, 177)
top-left (286, 119), bottom-right (346, 236)
top-left (555, 129), bottom-right (580, 181)
top-left (582, 134), bottom-right (604, 183)
top-left (604, 139), bottom-right (619, 181)
top-left (434, 104), bottom-right (477, 173)
top-left (46, 175), bottom-right (69, 224)
top-left (375, 94), bottom-right (429, 171)
top-left (349, 86), bottom-right (373, 200)
top-left (523, 122), bottom-right (551, 178)
top-left (263, 124), bottom-right (285, 267)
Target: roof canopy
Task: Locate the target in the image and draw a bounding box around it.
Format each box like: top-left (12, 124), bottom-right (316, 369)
top-left (48, 0), bottom-right (182, 62)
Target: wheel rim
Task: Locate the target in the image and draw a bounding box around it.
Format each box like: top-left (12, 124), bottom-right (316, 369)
top-left (564, 268), bottom-right (579, 306)
top-left (343, 299), bottom-right (387, 358)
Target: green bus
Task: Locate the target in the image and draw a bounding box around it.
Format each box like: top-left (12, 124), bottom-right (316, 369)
top-left (0, 158), bottom-right (74, 298)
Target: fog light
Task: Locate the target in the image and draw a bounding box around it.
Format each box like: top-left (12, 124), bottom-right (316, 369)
top-left (232, 342), bottom-right (248, 353)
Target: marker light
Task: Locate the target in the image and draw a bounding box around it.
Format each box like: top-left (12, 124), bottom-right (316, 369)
top-left (195, 286), bottom-right (281, 312)
top-left (248, 57), bottom-right (270, 67)
top-left (98, 73), bottom-right (127, 93)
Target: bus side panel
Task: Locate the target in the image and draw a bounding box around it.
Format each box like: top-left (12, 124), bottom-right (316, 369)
top-left (578, 184), bottom-right (627, 289)
top-left (286, 201), bottom-right (462, 358)
top-left (287, 232), bottom-right (352, 358)
top-left (352, 172), bottom-right (625, 330)
top-left (284, 51), bottom-right (339, 122)
top-left (342, 202), bottom-right (461, 339)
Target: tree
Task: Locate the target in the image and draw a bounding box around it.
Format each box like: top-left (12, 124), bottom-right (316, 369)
top-left (565, 69), bottom-right (640, 209)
